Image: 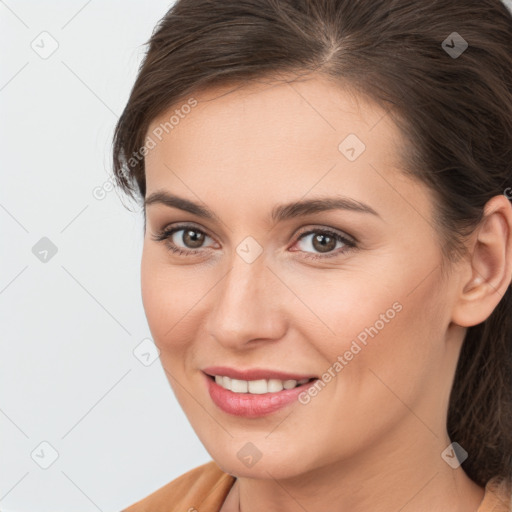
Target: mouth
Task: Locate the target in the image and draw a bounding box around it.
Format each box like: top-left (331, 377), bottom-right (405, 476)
top-left (202, 370), bottom-right (320, 418)
top-left (205, 373), bottom-right (318, 394)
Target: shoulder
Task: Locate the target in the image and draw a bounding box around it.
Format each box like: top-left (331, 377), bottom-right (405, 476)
top-left (479, 475), bottom-right (512, 512)
top-left (121, 460), bottom-right (236, 512)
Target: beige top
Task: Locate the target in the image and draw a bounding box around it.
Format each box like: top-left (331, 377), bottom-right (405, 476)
top-left (121, 460), bottom-right (512, 512)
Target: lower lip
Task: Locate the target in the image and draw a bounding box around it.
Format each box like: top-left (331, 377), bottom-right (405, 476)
top-left (204, 373), bottom-right (318, 418)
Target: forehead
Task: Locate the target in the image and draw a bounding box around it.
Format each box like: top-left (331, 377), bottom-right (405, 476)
top-left (143, 74), bottom-right (430, 226)
top-left (146, 75), bottom-right (398, 160)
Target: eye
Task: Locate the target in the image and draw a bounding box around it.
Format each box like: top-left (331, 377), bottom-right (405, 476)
top-left (151, 224), bottom-right (216, 257)
top-left (151, 223), bottom-right (357, 260)
top-left (291, 227), bottom-right (357, 260)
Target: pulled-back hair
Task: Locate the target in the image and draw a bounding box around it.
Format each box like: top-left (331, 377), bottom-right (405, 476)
top-left (112, 0), bottom-right (512, 486)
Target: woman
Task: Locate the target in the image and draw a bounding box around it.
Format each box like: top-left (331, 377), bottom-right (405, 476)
top-left (113, 0), bottom-right (512, 510)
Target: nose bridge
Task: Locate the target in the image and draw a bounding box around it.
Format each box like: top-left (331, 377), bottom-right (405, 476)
top-left (206, 248), bottom-right (286, 346)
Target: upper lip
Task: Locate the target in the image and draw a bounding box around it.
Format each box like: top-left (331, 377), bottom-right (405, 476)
top-left (202, 366), bottom-right (317, 381)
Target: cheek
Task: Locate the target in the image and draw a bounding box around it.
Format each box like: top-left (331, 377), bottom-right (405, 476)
top-left (340, 277), bottom-right (448, 412)
top-left (140, 250), bottom-right (193, 387)
top-left (140, 247), bottom-right (163, 330)
top-left (140, 245), bottom-right (181, 345)
top-left (140, 244), bottom-right (211, 352)
top-left (283, 268), bottom-right (402, 358)
top-left (299, 261), bottom-right (446, 389)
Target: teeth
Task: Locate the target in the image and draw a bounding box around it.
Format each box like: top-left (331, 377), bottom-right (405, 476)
top-left (231, 378), bottom-right (248, 393)
top-left (213, 375), bottom-right (312, 394)
top-left (268, 379), bottom-right (284, 392)
top-left (283, 379), bottom-right (297, 389)
top-left (248, 379), bottom-right (268, 394)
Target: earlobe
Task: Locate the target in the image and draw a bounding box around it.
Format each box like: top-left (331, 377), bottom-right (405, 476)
top-left (451, 194), bottom-right (512, 328)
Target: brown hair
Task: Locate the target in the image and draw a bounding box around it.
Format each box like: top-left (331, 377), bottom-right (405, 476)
top-left (112, 0), bottom-right (512, 486)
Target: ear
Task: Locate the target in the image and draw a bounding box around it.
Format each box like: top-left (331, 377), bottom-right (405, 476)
top-left (451, 194), bottom-right (512, 327)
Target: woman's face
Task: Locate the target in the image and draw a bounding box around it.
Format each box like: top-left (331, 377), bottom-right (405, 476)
top-left (141, 75), bottom-right (464, 479)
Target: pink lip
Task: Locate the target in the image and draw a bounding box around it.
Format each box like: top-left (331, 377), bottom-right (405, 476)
top-left (202, 371), bottom-right (318, 418)
top-left (202, 366), bottom-right (317, 381)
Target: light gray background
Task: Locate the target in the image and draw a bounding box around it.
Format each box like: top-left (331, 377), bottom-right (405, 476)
top-left (1, 1), bottom-right (512, 511)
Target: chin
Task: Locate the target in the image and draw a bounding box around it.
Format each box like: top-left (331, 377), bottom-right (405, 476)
top-left (209, 449), bottom-right (310, 481)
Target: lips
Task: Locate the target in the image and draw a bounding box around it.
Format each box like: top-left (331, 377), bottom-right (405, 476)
top-left (203, 372), bottom-right (318, 417)
top-left (202, 366), bottom-right (317, 381)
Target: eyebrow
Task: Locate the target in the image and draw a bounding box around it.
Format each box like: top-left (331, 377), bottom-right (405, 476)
top-left (144, 190), bottom-right (381, 223)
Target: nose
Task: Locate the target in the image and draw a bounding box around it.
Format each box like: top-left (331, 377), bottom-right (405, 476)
top-left (205, 251), bottom-right (288, 350)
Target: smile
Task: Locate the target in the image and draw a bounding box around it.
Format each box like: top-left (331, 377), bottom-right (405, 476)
top-left (211, 375), bottom-right (314, 394)
top-left (203, 371), bottom-right (319, 418)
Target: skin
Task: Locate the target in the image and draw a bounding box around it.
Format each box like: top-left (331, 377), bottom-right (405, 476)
top-left (140, 74), bottom-right (512, 512)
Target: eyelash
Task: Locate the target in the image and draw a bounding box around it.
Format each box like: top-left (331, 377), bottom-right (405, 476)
top-left (151, 223), bottom-right (357, 260)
